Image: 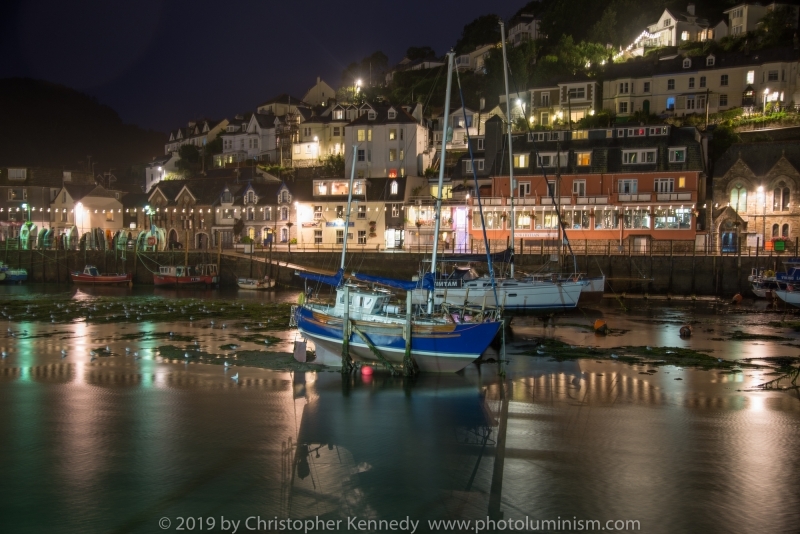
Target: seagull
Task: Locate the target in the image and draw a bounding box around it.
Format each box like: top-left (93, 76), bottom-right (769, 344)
top-left (611, 353), bottom-right (619, 359)
top-left (244, 326), bottom-right (249, 330)
top-left (133, 351), bottom-right (139, 357)
top-left (1, 351), bottom-right (7, 358)
top-left (184, 352), bottom-right (190, 358)
top-left (718, 358), bottom-right (723, 362)
top-left (90, 356), bottom-right (97, 362)
top-left (210, 320), bottom-right (215, 326)
top-left (105, 345), bottom-right (110, 352)
top-left (169, 332), bottom-right (174, 337)
top-left (222, 324), bottom-right (227, 329)
top-left (224, 361), bottom-right (232, 368)
top-left (231, 373), bottom-right (239, 381)
top-left (646, 346), bottom-right (652, 351)
top-left (61, 350), bottom-right (67, 358)
top-left (189, 317), bottom-right (194, 321)
top-left (89, 350), bottom-right (97, 356)
top-left (125, 347), bottom-right (130, 353)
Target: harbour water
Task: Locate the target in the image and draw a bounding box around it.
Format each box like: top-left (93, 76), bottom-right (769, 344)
top-left (1, 285), bottom-right (799, 533)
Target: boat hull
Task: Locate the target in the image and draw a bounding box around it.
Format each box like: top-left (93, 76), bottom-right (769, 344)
top-left (153, 275), bottom-right (218, 287)
top-left (295, 306), bottom-right (501, 373)
top-left (70, 273), bottom-right (132, 285)
top-left (416, 279), bottom-right (584, 310)
top-left (237, 278), bottom-right (276, 290)
top-left (773, 289), bottom-right (800, 307)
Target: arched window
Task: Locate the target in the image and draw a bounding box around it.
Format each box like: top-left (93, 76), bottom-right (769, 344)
top-left (729, 183), bottom-right (746, 212)
top-left (782, 223), bottom-right (789, 237)
top-left (772, 223), bottom-right (780, 237)
top-left (281, 190), bottom-right (289, 203)
top-left (280, 207), bottom-right (288, 220)
top-left (390, 181), bottom-right (398, 195)
top-left (773, 183), bottom-right (790, 211)
top-left (246, 191), bottom-right (254, 203)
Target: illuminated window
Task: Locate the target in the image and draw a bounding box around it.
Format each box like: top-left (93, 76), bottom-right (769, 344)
top-left (389, 129), bottom-right (397, 140)
top-left (513, 154), bottom-right (528, 168)
top-left (576, 152), bottom-right (591, 166)
top-left (678, 177), bottom-right (686, 188)
top-left (357, 130), bottom-right (365, 142)
top-left (746, 70), bottom-right (754, 84)
top-left (390, 181), bottom-right (398, 195)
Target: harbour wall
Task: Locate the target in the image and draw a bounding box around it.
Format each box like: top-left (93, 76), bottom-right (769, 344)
top-left (0, 247), bottom-right (785, 297)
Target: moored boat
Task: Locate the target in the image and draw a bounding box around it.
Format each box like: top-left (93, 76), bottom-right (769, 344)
top-left (0, 262), bottom-right (27, 283)
top-left (237, 276), bottom-right (276, 290)
top-left (70, 265), bottom-right (132, 285)
top-left (154, 264), bottom-right (219, 287)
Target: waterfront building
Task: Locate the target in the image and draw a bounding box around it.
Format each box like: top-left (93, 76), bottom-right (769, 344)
top-left (50, 183), bottom-right (124, 248)
top-left (452, 118), bottom-right (705, 253)
top-left (712, 140), bottom-right (800, 253)
top-left (291, 106), bottom-right (349, 167)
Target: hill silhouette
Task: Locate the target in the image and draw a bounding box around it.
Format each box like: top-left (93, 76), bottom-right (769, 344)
top-left (0, 78), bottom-right (166, 180)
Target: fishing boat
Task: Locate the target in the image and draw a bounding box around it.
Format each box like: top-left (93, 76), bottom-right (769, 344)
top-left (70, 265), bottom-right (132, 285)
top-left (153, 264), bottom-right (219, 287)
top-left (237, 276), bottom-right (276, 290)
top-left (293, 60), bottom-right (502, 373)
top-left (0, 262), bottom-right (27, 283)
top-left (748, 258), bottom-right (800, 298)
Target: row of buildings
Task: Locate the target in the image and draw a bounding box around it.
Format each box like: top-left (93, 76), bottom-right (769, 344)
top-left (4, 128), bottom-right (799, 255)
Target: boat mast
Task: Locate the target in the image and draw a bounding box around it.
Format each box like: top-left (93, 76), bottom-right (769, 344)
top-left (556, 142), bottom-right (562, 268)
top-left (500, 21), bottom-right (515, 278)
top-left (340, 145), bottom-right (359, 272)
top-left (427, 51), bottom-right (455, 314)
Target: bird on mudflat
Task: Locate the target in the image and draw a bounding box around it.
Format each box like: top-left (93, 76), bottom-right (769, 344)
top-left (231, 373), bottom-right (239, 381)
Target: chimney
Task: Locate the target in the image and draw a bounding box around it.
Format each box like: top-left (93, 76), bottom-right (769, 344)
top-left (687, 3), bottom-right (695, 16)
top-left (317, 76), bottom-right (321, 84)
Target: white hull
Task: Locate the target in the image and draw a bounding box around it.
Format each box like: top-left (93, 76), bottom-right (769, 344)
top-left (237, 278), bottom-right (276, 290)
top-left (415, 279), bottom-right (583, 310)
top-left (577, 276), bottom-right (605, 303)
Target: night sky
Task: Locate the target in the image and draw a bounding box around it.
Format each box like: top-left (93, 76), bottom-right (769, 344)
top-left (1, 0), bottom-right (517, 133)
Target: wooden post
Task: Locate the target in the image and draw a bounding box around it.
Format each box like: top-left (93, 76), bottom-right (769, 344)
top-left (55, 246), bottom-right (59, 284)
top-left (341, 285), bottom-right (353, 373)
top-left (668, 240), bottom-right (674, 293)
top-left (184, 230), bottom-right (189, 267)
top-left (691, 240), bottom-right (696, 294)
top-left (403, 290), bottom-right (415, 375)
top-left (216, 231), bottom-right (222, 270)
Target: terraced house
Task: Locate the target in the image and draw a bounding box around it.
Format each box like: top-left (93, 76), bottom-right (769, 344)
top-left (603, 46), bottom-right (800, 117)
top-left (456, 119), bottom-right (705, 253)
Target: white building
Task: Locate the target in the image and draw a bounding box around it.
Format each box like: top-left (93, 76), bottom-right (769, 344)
top-left (724, 2), bottom-right (799, 36)
top-left (344, 104), bottom-right (431, 179)
top-left (51, 184), bottom-right (123, 245)
top-left (624, 4), bottom-right (714, 58)
top-left (291, 107), bottom-right (349, 167)
top-left (507, 13), bottom-right (543, 46)
top-left (145, 153), bottom-right (179, 193)
top-left (455, 44), bottom-right (495, 73)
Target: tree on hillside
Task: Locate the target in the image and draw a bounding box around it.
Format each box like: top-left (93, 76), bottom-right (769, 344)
top-left (454, 15), bottom-right (502, 54)
top-left (341, 51), bottom-right (390, 88)
top-left (176, 144), bottom-right (200, 175)
top-left (406, 46), bottom-right (436, 61)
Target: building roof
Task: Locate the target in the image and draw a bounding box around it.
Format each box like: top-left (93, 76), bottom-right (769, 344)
top-left (63, 184), bottom-right (115, 201)
top-left (606, 46), bottom-right (798, 80)
top-left (258, 93), bottom-right (307, 108)
top-left (347, 105), bottom-right (420, 126)
top-left (713, 140), bottom-right (800, 177)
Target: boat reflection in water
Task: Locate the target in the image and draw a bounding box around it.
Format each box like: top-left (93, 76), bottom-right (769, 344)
top-left (288, 372), bottom-right (501, 521)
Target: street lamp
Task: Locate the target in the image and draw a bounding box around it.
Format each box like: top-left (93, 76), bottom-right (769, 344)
top-left (21, 202), bottom-right (31, 222)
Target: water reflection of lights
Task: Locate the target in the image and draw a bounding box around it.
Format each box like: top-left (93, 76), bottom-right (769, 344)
top-left (748, 395), bottom-right (765, 412)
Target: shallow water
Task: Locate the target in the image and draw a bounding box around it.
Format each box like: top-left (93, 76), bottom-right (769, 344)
top-left (1, 286), bottom-right (799, 534)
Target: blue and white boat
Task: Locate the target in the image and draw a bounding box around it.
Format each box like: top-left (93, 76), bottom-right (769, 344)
top-left (0, 262), bottom-right (27, 283)
top-left (293, 56), bottom-right (501, 373)
top-left (749, 258), bottom-right (800, 298)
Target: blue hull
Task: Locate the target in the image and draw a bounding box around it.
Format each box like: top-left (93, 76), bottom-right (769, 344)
top-left (295, 306), bottom-right (501, 372)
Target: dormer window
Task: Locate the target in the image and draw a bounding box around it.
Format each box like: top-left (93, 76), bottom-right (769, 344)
top-left (246, 191), bottom-right (255, 203)
top-left (222, 191), bottom-right (232, 203)
top-left (368, 111), bottom-right (377, 120)
top-left (388, 109), bottom-right (396, 119)
top-left (390, 181), bottom-right (398, 195)
top-left (682, 58), bottom-right (691, 69)
top-left (706, 56), bottom-right (715, 66)
top-left (334, 109), bottom-right (344, 120)
top-left (280, 190), bottom-right (289, 203)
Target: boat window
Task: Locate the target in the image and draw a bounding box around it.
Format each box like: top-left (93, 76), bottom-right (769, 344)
top-left (364, 298), bottom-right (373, 308)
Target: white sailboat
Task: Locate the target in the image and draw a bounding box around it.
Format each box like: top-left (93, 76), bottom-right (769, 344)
top-left (293, 54), bottom-right (502, 373)
top-left (426, 21), bottom-right (585, 311)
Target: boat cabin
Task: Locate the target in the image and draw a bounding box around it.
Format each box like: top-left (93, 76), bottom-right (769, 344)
top-left (333, 284), bottom-right (395, 319)
top-left (83, 265), bottom-right (101, 276)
